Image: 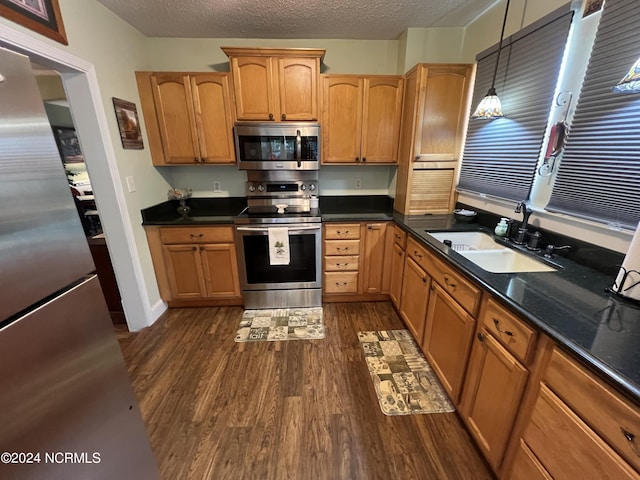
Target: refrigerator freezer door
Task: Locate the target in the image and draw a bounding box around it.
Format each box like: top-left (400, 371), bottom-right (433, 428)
top-left (0, 47), bottom-right (96, 321)
top-left (0, 276), bottom-right (158, 479)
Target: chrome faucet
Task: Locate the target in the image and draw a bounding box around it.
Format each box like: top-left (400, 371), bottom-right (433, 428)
top-left (513, 200), bottom-right (533, 244)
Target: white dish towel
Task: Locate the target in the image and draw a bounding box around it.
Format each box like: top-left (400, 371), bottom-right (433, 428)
top-left (268, 227), bottom-right (290, 265)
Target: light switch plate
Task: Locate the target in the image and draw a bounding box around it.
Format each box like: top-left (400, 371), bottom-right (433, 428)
top-left (213, 181), bottom-right (222, 192)
top-left (126, 176), bottom-right (136, 193)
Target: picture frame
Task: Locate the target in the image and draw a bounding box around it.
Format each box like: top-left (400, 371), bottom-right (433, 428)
top-left (51, 125), bottom-right (84, 164)
top-left (112, 97), bottom-right (144, 150)
top-left (0, 0), bottom-right (67, 45)
top-left (583, 0), bottom-right (604, 18)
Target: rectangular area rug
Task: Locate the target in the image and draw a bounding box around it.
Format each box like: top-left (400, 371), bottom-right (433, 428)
top-left (358, 330), bottom-right (455, 416)
top-left (234, 307), bottom-right (325, 342)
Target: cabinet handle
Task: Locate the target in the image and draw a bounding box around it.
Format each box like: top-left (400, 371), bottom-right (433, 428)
top-left (336, 247), bottom-right (349, 253)
top-left (335, 282), bottom-right (348, 287)
top-left (336, 263), bottom-right (349, 268)
top-left (281, 113), bottom-right (286, 120)
top-left (337, 230), bottom-right (349, 236)
top-left (269, 113), bottom-right (274, 120)
top-left (414, 250), bottom-right (422, 259)
top-left (477, 332), bottom-right (485, 342)
top-left (355, 157), bottom-right (360, 162)
top-left (192, 246), bottom-right (197, 251)
top-left (493, 318), bottom-right (514, 337)
top-left (200, 157), bottom-right (205, 163)
top-left (395, 234), bottom-right (402, 240)
top-left (415, 155), bottom-right (420, 161)
top-left (190, 234), bottom-right (203, 239)
top-left (621, 428), bottom-right (640, 457)
top-left (362, 157), bottom-right (367, 163)
top-left (444, 275), bottom-right (457, 290)
top-left (398, 250), bottom-right (403, 257)
top-left (368, 224), bottom-right (382, 230)
top-left (194, 156), bottom-right (199, 163)
top-left (422, 277), bottom-right (427, 283)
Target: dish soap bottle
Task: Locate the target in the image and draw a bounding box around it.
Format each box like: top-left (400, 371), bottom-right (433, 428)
top-left (495, 218), bottom-right (509, 237)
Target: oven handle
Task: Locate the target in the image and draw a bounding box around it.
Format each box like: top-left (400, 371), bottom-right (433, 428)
top-left (236, 225), bottom-right (321, 232)
top-left (296, 129), bottom-right (302, 168)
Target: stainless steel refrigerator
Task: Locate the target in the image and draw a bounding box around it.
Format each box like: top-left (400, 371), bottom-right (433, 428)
top-left (0, 48), bottom-right (158, 479)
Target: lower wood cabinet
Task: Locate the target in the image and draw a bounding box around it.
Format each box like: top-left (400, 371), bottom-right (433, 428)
top-left (460, 327), bottom-right (528, 470)
top-left (422, 282), bottom-right (476, 405)
top-left (398, 256), bottom-right (430, 341)
top-left (145, 225), bottom-right (241, 306)
top-left (389, 242), bottom-right (405, 308)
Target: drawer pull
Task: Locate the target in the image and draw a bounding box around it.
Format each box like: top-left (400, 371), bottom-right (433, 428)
top-left (414, 250), bottom-right (423, 259)
top-left (190, 234), bottom-right (204, 239)
top-left (444, 275), bottom-right (457, 290)
top-left (336, 247), bottom-right (349, 253)
top-left (621, 428), bottom-right (640, 457)
top-left (493, 318), bottom-right (514, 337)
top-left (422, 276), bottom-right (427, 283)
top-left (398, 251), bottom-right (403, 257)
top-left (395, 234), bottom-right (401, 240)
top-left (337, 230), bottom-right (350, 236)
top-left (192, 246), bottom-right (197, 251)
top-left (477, 332), bottom-right (485, 342)
top-left (335, 282), bottom-right (348, 287)
top-left (336, 263), bottom-right (349, 268)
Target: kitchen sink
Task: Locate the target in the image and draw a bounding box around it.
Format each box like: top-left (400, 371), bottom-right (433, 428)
top-left (426, 230), bottom-right (557, 273)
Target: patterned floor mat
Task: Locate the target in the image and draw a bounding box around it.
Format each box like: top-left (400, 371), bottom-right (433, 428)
top-left (235, 307), bottom-right (325, 342)
top-left (358, 329), bottom-right (455, 416)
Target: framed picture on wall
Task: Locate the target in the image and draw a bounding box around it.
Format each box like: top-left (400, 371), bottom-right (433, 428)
top-left (0, 0), bottom-right (67, 45)
top-left (112, 97), bottom-right (144, 150)
top-left (52, 126), bottom-right (84, 164)
top-left (583, 0), bottom-right (604, 18)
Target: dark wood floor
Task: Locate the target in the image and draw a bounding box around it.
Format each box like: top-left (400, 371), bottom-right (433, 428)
top-left (118, 302), bottom-right (494, 480)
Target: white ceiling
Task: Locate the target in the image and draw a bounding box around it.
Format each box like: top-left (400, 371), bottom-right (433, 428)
top-left (96, 0), bottom-right (499, 40)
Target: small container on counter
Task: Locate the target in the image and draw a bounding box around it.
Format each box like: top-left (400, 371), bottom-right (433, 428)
top-left (495, 218), bottom-right (509, 237)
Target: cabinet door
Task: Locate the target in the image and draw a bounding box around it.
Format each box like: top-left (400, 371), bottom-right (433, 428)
top-left (163, 244), bottom-right (206, 299)
top-left (230, 56), bottom-right (276, 121)
top-left (151, 73), bottom-right (200, 164)
top-left (422, 282), bottom-right (476, 404)
top-left (389, 242), bottom-right (405, 308)
top-left (322, 75), bottom-right (363, 163)
top-left (200, 243), bottom-right (241, 298)
top-left (416, 66), bottom-right (471, 161)
top-left (190, 74), bottom-right (235, 164)
top-left (461, 328), bottom-right (528, 470)
top-left (361, 76), bottom-right (403, 163)
top-left (362, 223), bottom-right (389, 294)
top-left (399, 256), bottom-right (430, 342)
top-left (277, 57), bottom-right (319, 121)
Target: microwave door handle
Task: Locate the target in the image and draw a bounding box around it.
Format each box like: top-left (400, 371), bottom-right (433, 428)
top-left (296, 130), bottom-right (302, 168)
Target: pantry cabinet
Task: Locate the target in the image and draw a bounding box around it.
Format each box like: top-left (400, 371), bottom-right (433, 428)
top-left (394, 64), bottom-right (473, 214)
top-left (135, 71), bottom-right (235, 166)
top-left (322, 75), bottom-right (403, 164)
top-left (222, 47), bottom-right (325, 122)
top-left (144, 225), bottom-right (241, 306)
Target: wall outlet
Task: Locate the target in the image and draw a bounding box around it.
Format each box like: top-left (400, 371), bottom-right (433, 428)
top-left (126, 175), bottom-right (136, 193)
top-left (213, 181), bottom-right (222, 192)
top-left (355, 177), bottom-right (362, 189)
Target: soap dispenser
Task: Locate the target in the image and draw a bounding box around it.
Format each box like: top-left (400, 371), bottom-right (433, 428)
top-left (495, 218), bottom-right (509, 237)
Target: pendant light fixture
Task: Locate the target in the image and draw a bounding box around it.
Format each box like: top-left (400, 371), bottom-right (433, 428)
top-left (471, 0), bottom-right (511, 119)
top-left (612, 56), bottom-right (640, 94)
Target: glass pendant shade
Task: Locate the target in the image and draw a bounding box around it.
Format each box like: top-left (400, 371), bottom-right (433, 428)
top-left (613, 57), bottom-right (640, 94)
top-left (471, 87), bottom-right (504, 119)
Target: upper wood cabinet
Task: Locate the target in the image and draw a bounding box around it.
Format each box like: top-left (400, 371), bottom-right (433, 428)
top-left (322, 75), bottom-right (404, 164)
top-left (222, 47), bottom-right (325, 122)
top-left (394, 64), bottom-right (473, 214)
top-left (135, 71), bottom-right (235, 166)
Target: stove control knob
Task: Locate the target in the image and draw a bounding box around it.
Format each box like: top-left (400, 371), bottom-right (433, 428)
top-left (257, 184), bottom-right (265, 192)
top-left (309, 184), bottom-right (316, 191)
top-left (248, 184), bottom-right (256, 192)
top-left (301, 184), bottom-right (307, 191)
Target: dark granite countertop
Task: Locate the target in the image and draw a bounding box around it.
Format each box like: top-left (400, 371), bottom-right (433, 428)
top-left (140, 195), bottom-right (640, 403)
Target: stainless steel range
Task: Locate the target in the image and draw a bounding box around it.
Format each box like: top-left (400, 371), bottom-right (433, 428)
top-left (235, 171), bottom-right (322, 309)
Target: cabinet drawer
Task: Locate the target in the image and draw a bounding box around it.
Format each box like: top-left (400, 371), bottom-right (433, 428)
top-left (544, 347), bottom-right (640, 472)
top-left (481, 298), bottom-right (536, 363)
top-left (324, 255), bottom-right (359, 271)
top-left (160, 226), bottom-right (234, 244)
top-left (325, 224), bottom-right (360, 240)
top-left (393, 226), bottom-right (407, 249)
top-left (523, 384), bottom-right (638, 479)
top-left (324, 239), bottom-right (360, 256)
top-left (406, 236), bottom-right (430, 268)
top-left (325, 271), bottom-right (359, 294)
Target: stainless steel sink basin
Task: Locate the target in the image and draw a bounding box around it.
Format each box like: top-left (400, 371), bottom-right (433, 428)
top-left (426, 230), bottom-right (557, 273)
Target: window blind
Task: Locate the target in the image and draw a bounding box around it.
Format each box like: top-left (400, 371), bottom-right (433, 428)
top-left (547, 0), bottom-right (640, 229)
top-left (458, 8), bottom-right (573, 201)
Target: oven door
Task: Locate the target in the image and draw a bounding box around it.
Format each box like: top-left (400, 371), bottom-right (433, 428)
top-left (234, 122), bottom-right (320, 170)
top-left (235, 224), bottom-right (322, 291)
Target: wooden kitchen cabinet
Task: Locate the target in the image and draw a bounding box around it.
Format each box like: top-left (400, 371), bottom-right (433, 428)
top-left (394, 64), bottom-right (473, 214)
top-left (389, 225), bottom-right (407, 309)
top-left (362, 222), bottom-right (393, 294)
top-left (460, 327), bottom-right (529, 470)
top-left (399, 256), bottom-right (430, 342)
top-left (422, 282), bottom-right (476, 405)
top-left (144, 225), bottom-right (241, 306)
top-left (135, 71), bottom-right (235, 166)
top-left (222, 47), bottom-right (325, 121)
top-left (322, 75), bottom-right (403, 164)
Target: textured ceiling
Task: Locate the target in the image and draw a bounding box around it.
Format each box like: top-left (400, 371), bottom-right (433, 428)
top-left (96, 0), bottom-right (499, 40)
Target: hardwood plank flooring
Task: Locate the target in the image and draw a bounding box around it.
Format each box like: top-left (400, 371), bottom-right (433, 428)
top-left (119, 302), bottom-right (495, 479)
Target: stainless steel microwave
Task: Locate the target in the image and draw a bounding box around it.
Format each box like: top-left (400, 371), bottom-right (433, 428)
top-left (234, 122), bottom-right (321, 170)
